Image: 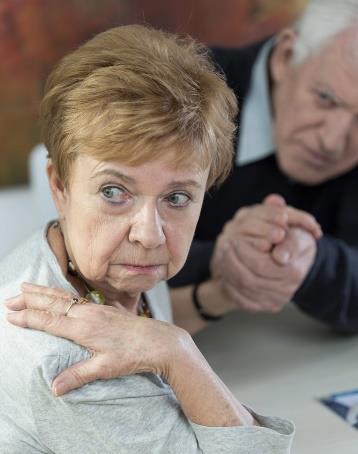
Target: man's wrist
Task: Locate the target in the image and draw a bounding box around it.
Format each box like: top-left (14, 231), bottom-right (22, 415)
top-left (194, 279), bottom-right (236, 318)
top-left (192, 281), bottom-right (223, 322)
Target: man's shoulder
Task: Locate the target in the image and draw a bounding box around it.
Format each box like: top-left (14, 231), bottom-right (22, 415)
top-left (209, 37), bottom-right (272, 95)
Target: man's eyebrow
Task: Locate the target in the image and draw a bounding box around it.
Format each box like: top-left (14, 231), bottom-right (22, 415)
top-left (90, 169), bottom-right (136, 185)
top-left (314, 84), bottom-right (340, 103)
top-left (315, 84), bottom-right (358, 111)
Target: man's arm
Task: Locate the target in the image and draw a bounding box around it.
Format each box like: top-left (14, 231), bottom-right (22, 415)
top-left (293, 235), bottom-right (358, 333)
top-left (170, 279), bottom-right (238, 335)
top-left (170, 196), bottom-right (321, 334)
top-left (173, 232), bottom-right (358, 334)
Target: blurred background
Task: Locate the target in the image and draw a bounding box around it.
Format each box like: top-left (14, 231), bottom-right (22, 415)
top-left (0, 0), bottom-right (307, 257)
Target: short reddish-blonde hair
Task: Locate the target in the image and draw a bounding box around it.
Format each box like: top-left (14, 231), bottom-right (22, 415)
top-left (41, 25), bottom-right (237, 188)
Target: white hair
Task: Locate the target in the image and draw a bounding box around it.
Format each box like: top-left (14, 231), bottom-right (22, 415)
top-left (292, 0), bottom-right (358, 65)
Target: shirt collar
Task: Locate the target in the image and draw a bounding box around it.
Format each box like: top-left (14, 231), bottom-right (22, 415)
top-left (236, 39), bottom-right (275, 166)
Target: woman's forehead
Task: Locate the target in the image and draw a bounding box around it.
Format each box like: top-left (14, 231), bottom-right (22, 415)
top-left (71, 153), bottom-right (209, 188)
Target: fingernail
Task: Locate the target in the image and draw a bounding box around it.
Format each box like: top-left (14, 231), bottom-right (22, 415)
top-left (6, 312), bottom-right (19, 321)
top-left (53, 382), bottom-right (65, 397)
top-left (5, 297), bottom-right (22, 310)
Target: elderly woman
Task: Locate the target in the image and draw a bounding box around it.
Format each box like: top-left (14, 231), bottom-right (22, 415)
top-left (1, 25), bottom-right (295, 453)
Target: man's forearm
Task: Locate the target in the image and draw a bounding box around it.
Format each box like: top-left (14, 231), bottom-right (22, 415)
top-left (294, 235), bottom-right (358, 333)
top-left (170, 280), bottom-right (235, 335)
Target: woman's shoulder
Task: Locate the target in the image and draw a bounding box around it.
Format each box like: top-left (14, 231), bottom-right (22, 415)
top-left (1, 303), bottom-right (172, 407)
top-left (0, 305), bottom-right (89, 381)
top-left (0, 229), bottom-right (45, 289)
top-left (0, 224), bottom-right (66, 295)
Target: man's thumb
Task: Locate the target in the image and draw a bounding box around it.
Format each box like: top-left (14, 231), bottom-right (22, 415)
top-left (263, 193), bottom-right (286, 207)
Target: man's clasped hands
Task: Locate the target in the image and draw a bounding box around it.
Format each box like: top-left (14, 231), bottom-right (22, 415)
top-left (211, 194), bottom-right (322, 313)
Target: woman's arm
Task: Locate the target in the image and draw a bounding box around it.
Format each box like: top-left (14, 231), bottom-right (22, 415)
top-left (6, 282), bottom-right (252, 428)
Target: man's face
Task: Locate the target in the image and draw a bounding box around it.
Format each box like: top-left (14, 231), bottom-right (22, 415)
top-left (270, 28), bottom-right (358, 185)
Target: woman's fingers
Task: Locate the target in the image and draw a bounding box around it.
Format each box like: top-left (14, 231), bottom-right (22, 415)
top-left (6, 292), bottom-right (71, 315)
top-left (52, 356), bottom-right (114, 396)
top-left (21, 282), bottom-right (70, 298)
top-left (6, 308), bottom-right (82, 341)
top-left (52, 353), bottom-right (121, 396)
top-left (6, 289), bottom-right (90, 317)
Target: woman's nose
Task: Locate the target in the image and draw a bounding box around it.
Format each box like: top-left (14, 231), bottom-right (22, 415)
top-left (128, 204), bottom-right (166, 249)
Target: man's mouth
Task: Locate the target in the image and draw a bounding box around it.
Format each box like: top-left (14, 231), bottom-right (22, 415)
top-left (302, 146), bottom-right (336, 167)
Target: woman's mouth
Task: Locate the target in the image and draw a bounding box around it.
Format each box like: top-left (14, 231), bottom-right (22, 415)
top-left (120, 264), bottom-right (163, 274)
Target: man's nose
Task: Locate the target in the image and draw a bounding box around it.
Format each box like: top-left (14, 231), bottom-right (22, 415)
top-left (320, 112), bottom-right (352, 157)
top-left (128, 203), bottom-right (166, 249)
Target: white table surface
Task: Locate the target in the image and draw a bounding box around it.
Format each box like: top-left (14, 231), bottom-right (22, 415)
top-left (194, 304), bottom-right (358, 453)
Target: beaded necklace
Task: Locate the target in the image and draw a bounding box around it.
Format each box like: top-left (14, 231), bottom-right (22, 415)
top-left (68, 258), bottom-right (152, 318)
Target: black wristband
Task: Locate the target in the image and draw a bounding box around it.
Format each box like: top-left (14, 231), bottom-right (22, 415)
top-left (192, 282), bottom-right (222, 322)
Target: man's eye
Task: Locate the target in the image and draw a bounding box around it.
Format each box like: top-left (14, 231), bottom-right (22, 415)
top-left (167, 192), bottom-right (191, 207)
top-left (316, 90), bottom-right (336, 108)
top-left (101, 186), bottom-right (129, 204)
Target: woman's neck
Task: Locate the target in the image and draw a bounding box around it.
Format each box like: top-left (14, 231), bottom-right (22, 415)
top-left (47, 221), bottom-right (141, 314)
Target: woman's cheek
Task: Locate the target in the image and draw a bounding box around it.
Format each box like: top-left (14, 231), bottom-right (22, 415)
top-left (167, 234), bottom-right (192, 278)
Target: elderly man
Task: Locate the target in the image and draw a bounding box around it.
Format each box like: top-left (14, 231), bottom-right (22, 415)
top-left (170, 0), bottom-right (358, 334)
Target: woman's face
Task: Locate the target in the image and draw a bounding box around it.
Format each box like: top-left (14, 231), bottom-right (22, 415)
top-left (48, 151), bottom-right (208, 298)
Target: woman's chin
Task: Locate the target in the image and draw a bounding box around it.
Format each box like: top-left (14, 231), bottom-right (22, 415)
top-left (108, 274), bottom-right (164, 295)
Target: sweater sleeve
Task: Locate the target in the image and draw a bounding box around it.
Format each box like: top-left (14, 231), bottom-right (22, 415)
top-left (293, 235), bottom-right (358, 333)
top-left (29, 352), bottom-right (294, 454)
top-left (190, 410), bottom-right (294, 454)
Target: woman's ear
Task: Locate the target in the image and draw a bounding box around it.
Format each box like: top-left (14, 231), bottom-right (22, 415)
top-left (46, 160), bottom-right (67, 218)
top-left (269, 28), bottom-right (297, 84)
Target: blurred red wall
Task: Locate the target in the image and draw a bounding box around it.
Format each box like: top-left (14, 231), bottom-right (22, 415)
top-left (0, 0), bottom-right (307, 187)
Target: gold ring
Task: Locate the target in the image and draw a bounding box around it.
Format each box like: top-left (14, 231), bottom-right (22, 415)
top-left (77, 297), bottom-right (89, 305)
top-left (64, 297), bottom-right (80, 316)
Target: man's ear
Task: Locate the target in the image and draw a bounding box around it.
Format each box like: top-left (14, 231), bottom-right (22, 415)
top-left (46, 160), bottom-right (67, 218)
top-left (269, 28), bottom-right (297, 84)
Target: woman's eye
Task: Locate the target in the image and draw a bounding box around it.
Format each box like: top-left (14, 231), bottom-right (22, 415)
top-left (101, 186), bottom-right (129, 204)
top-left (166, 192), bottom-right (191, 207)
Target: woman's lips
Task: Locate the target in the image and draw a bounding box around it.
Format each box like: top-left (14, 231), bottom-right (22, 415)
top-left (120, 264), bottom-right (163, 274)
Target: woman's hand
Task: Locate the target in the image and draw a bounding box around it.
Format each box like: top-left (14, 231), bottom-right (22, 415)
top-left (6, 283), bottom-right (255, 427)
top-left (6, 282), bottom-right (186, 396)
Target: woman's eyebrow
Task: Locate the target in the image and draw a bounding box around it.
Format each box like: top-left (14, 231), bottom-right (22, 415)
top-left (91, 170), bottom-right (203, 190)
top-left (165, 180), bottom-right (203, 190)
top-left (90, 169), bottom-right (136, 185)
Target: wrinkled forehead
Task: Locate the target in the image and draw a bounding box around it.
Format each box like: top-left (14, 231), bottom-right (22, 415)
top-left (294, 28), bottom-right (358, 108)
top-left (69, 149), bottom-right (209, 184)
top-left (63, 135), bottom-right (212, 185)
top-left (307, 26), bottom-right (358, 71)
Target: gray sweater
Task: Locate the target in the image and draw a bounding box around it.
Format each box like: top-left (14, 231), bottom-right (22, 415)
top-left (0, 227), bottom-right (294, 453)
